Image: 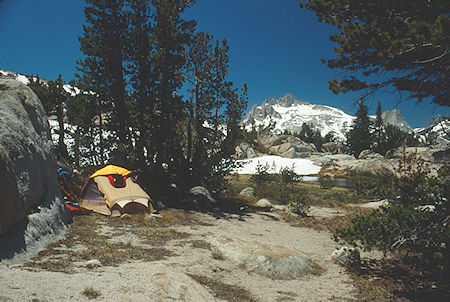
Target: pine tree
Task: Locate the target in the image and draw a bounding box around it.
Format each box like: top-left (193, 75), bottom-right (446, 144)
top-left (28, 74), bottom-right (69, 159)
top-left (127, 0), bottom-right (155, 168)
top-left (185, 34), bottom-right (248, 189)
top-left (77, 0), bottom-right (128, 163)
top-left (373, 102), bottom-right (387, 154)
top-left (149, 0), bottom-right (195, 192)
top-left (300, 1), bottom-right (449, 106)
top-left (346, 99), bottom-right (372, 156)
top-left (52, 74), bottom-right (69, 159)
top-left (185, 31), bottom-right (215, 172)
top-left (65, 83), bottom-right (102, 167)
top-left (297, 123), bottom-right (325, 150)
top-left (28, 75), bottom-right (53, 115)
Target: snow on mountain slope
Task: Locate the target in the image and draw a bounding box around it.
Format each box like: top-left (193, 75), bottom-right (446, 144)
top-left (0, 69), bottom-right (80, 96)
top-left (414, 118), bottom-right (449, 148)
top-left (243, 93), bottom-right (355, 140)
top-left (243, 93), bottom-right (414, 141)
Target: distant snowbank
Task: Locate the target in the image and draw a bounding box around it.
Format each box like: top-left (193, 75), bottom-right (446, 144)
top-left (233, 155), bottom-right (321, 175)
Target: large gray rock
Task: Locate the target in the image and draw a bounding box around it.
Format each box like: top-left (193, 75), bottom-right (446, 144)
top-left (260, 133), bottom-right (317, 158)
top-left (0, 79), bottom-right (69, 261)
top-left (208, 236), bottom-right (312, 280)
top-left (0, 262), bottom-right (216, 301)
top-left (258, 131), bottom-right (281, 151)
top-left (350, 159), bottom-right (395, 175)
top-left (254, 198), bottom-right (273, 208)
top-left (239, 187), bottom-right (255, 198)
top-left (189, 186), bottom-right (216, 209)
top-left (331, 247), bottom-right (360, 267)
top-left (235, 142), bottom-right (257, 159)
top-left (321, 141), bottom-right (342, 154)
top-left (358, 149), bottom-right (383, 160)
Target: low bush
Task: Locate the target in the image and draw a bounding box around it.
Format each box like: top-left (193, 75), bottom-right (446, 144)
top-left (318, 174), bottom-right (334, 189)
top-left (288, 193), bottom-right (310, 217)
top-left (335, 148), bottom-right (449, 266)
top-left (250, 162), bottom-right (274, 187)
top-left (350, 171), bottom-right (396, 199)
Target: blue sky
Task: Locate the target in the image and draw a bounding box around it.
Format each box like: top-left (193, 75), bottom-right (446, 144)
top-left (0, 0), bottom-right (447, 127)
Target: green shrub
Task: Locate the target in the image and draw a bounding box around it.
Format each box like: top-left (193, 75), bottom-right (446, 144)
top-left (318, 174), bottom-right (334, 189)
top-left (276, 184), bottom-right (291, 205)
top-left (288, 193), bottom-right (310, 217)
top-left (351, 171), bottom-right (396, 199)
top-left (335, 148), bottom-right (449, 264)
top-left (250, 162), bottom-right (273, 187)
top-left (279, 165), bottom-right (302, 185)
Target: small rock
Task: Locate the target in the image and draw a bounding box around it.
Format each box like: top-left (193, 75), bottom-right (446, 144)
top-left (86, 259), bottom-right (102, 268)
top-left (272, 204), bottom-right (288, 212)
top-left (331, 247), bottom-right (360, 267)
top-left (120, 213), bottom-right (132, 219)
top-left (239, 187), bottom-right (255, 198)
top-left (145, 215), bottom-right (154, 223)
top-left (254, 199), bottom-right (273, 208)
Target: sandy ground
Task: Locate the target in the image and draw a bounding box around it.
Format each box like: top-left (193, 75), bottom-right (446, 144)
top-left (0, 211), bottom-right (362, 302)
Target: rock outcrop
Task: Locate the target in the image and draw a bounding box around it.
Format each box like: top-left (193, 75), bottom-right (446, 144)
top-left (0, 79), bottom-right (69, 261)
top-left (258, 131), bottom-right (317, 158)
top-left (239, 187), bottom-right (255, 198)
top-left (235, 142), bottom-right (257, 159)
top-left (331, 247), bottom-right (360, 267)
top-left (188, 186), bottom-right (216, 209)
top-left (208, 236), bottom-right (312, 280)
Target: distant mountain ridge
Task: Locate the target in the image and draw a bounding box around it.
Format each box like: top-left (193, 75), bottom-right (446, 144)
top-left (243, 93), bottom-right (413, 141)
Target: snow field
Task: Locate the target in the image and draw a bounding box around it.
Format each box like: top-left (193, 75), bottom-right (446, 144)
top-left (234, 155), bottom-right (321, 175)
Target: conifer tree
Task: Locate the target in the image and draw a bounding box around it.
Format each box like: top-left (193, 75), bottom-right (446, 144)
top-left (52, 74), bottom-right (69, 159)
top-left (65, 83), bottom-right (103, 167)
top-left (373, 102), bottom-right (387, 154)
top-left (300, 0), bottom-right (449, 106)
top-left (185, 32), bottom-right (215, 178)
top-left (28, 74), bottom-right (69, 159)
top-left (150, 0), bottom-right (196, 190)
top-left (77, 0), bottom-right (128, 161)
top-left (346, 99), bottom-right (372, 156)
top-left (127, 0), bottom-right (155, 168)
top-left (185, 34), bottom-right (248, 188)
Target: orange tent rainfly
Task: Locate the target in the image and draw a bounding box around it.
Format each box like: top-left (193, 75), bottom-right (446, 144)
top-left (79, 165), bottom-right (154, 216)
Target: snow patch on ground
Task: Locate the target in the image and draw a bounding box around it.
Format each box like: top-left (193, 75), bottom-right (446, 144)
top-left (15, 74), bottom-right (29, 85)
top-left (234, 155), bottom-right (321, 175)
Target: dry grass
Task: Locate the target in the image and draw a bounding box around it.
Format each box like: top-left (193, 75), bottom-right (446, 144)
top-left (227, 174), bottom-right (359, 208)
top-left (349, 258), bottom-right (450, 302)
top-left (191, 240), bottom-right (211, 249)
top-left (188, 274), bottom-right (256, 302)
top-left (309, 262), bottom-right (327, 276)
top-left (281, 207), bottom-right (373, 234)
top-left (82, 287), bottom-right (101, 299)
top-left (275, 290), bottom-right (299, 302)
top-left (24, 210), bottom-right (199, 272)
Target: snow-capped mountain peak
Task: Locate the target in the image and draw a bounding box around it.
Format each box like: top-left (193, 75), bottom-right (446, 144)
top-left (243, 94), bottom-right (418, 141)
top-left (243, 93), bottom-right (355, 140)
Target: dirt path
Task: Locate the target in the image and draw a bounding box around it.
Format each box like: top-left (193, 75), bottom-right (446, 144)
top-left (0, 211), bottom-right (359, 301)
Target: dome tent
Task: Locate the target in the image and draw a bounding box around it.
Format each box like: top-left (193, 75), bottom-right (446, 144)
top-left (79, 165), bottom-right (154, 216)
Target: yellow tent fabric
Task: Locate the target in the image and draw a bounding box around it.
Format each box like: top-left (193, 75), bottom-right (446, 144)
top-left (90, 165), bottom-right (132, 179)
top-left (79, 165), bottom-right (154, 216)
top-left (80, 176), bottom-right (153, 216)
